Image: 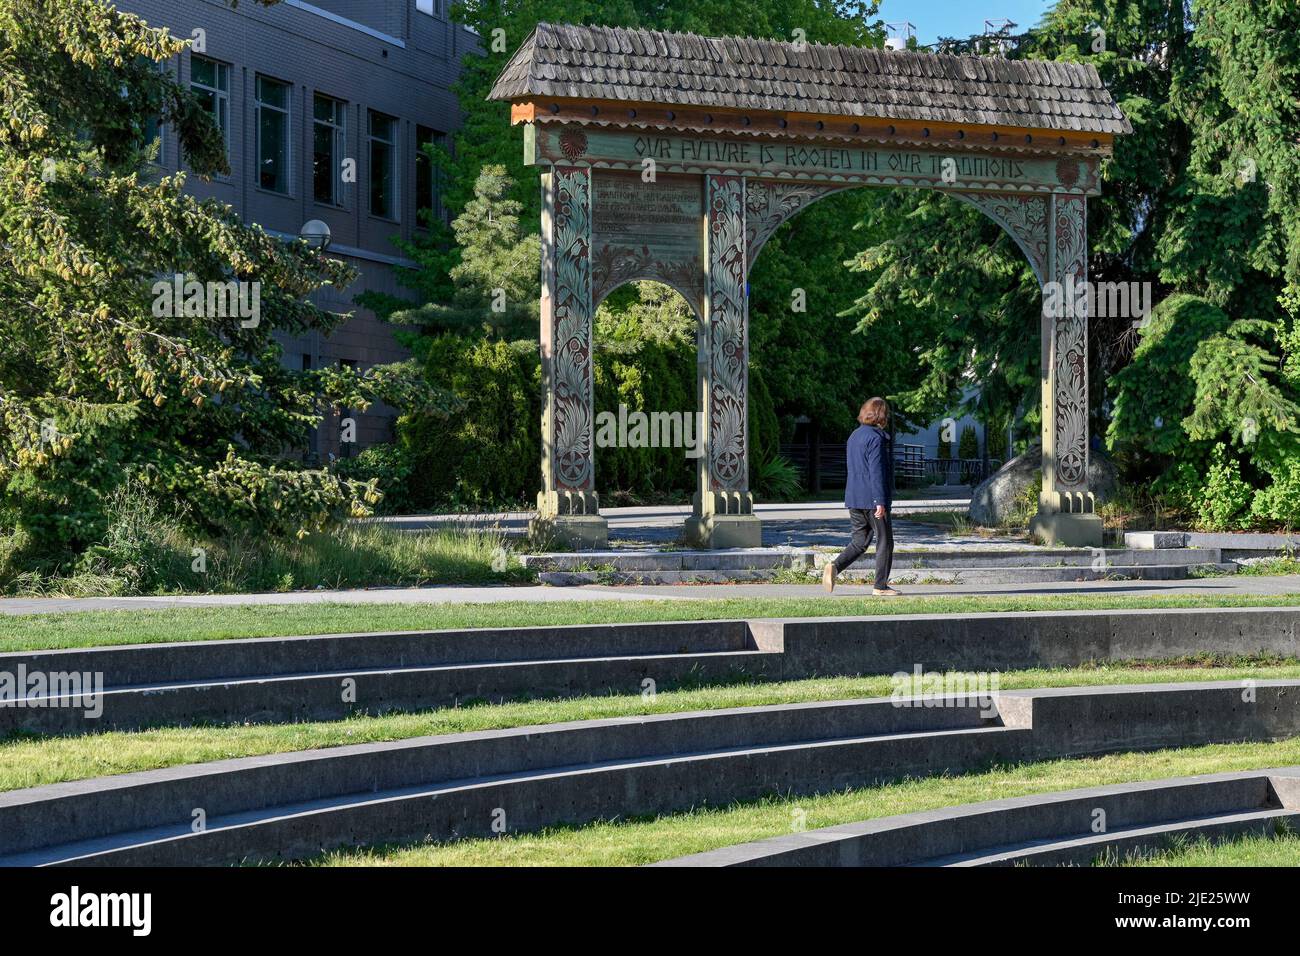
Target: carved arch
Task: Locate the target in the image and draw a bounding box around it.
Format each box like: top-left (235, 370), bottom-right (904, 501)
top-left (591, 274), bottom-right (704, 321)
top-left (743, 179), bottom-right (1050, 286)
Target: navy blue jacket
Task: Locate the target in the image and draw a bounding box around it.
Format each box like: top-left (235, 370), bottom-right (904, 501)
top-left (844, 425), bottom-right (893, 510)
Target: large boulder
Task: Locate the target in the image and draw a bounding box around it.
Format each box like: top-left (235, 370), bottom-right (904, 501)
top-left (969, 445), bottom-right (1117, 527)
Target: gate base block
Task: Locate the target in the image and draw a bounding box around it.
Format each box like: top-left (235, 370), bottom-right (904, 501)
top-left (530, 515), bottom-right (609, 551)
top-left (1031, 511), bottom-right (1103, 548)
top-left (684, 514), bottom-right (763, 550)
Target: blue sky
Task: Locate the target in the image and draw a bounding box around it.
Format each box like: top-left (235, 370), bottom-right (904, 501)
top-left (876, 0), bottom-right (1054, 46)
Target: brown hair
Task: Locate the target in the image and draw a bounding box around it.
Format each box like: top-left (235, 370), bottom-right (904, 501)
top-left (858, 397), bottom-right (890, 428)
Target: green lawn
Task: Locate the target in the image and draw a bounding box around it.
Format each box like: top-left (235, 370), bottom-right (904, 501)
top-left (297, 737), bottom-right (1300, 867)
top-left (1109, 829), bottom-right (1300, 867)
top-left (3, 659), bottom-right (1296, 793)
top-left (4, 592), bottom-right (1300, 653)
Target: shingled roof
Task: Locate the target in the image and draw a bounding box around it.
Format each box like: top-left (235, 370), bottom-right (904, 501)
top-left (490, 23), bottom-right (1131, 136)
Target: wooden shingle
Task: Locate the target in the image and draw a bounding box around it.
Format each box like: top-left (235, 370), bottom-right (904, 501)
top-left (490, 23), bottom-right (1130, 134)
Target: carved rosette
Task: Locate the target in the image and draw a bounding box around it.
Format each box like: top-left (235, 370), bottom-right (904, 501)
top-left (1051, 194), bottom-right (1089, 489)
top-left (952, 192), bottom-right (1050, 284)
top-left (745, 180), bottom-right (851, 263)
top-left (551, 167), bottom-right (595, 491)
top-left (706, 176), bottom-right (748, 490)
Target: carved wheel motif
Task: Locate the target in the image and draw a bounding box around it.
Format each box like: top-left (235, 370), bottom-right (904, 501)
top-left (558, 128), bottom-right (588, 162)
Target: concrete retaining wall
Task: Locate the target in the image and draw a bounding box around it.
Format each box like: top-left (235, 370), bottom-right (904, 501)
top-left (4, 607), bottom-right (1298, 736)
top-left (3, 681), bottom-right (1299, 866)
top-left (659, 768), bottom-right (1300, 867)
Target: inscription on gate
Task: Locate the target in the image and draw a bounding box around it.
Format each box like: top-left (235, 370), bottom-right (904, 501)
top-left (590, 171), bottom-right (704, 311)
top-left (529, 124), bottom-right (1100, 196)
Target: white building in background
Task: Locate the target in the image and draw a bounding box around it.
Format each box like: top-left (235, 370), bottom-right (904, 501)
top-left (894, 386), bottom-right (987, 458)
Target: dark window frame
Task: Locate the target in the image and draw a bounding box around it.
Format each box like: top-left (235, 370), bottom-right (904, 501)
top-left (255, 74), bottom-right (292, 196)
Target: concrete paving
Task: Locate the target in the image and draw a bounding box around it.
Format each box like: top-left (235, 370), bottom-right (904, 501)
top-left (4, 573), bottom-right (1300, 617)
top-left (373, 497), bottom-right (987, 549)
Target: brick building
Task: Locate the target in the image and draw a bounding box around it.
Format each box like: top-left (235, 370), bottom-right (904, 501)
top-left (117, 0), bottom-right (478, 458)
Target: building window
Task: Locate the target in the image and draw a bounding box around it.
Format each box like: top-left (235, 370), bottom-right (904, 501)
top-left (415, 0), bottom-right (436, 14)
top-left (255, 75), bottom-right (291, 194)
top-left (415, 125), bottom-right (444, 228)
top-left (143, 115), bottom-right (164, 165)
top-left (313, 94), bottom-right (347, 206)
top-left (368, 110), bottom-right (398, 220)
top-left (190, 55), bottom-right (229, 155)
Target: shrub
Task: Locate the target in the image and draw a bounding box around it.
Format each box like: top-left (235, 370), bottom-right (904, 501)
top-left (752, 454), bottom-right (803, 501)
top-left (1195, 444), bottom-right (1254, 531)
top-left (335, 444), bottom-right (416, 515)
top-left (958, 424), bottom-right (979, 459)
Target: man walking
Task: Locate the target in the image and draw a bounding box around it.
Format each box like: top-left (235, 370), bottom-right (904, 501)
top-left (823, 397), bottom-right (899, 596)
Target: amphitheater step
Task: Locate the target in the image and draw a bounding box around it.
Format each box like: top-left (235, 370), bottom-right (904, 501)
top-left (7, 607), bottom-right (1300, 737)
top-left (4, 681), bottom-right (1300, 866)
top-left (528, 547), bottom-right (1234, 585)
top-left (659, 767), bottom-right (1300, 867)
top-left (0, 619), bottom-right (773, 735)
top-left (521, 549), bottom-right (812, 572)
top-left (930, 807), bottom-right (1299, 867)
top-left (0, 650), bottom-right (779, 735)
top-left (861, 563), bottom-right (1237, 586)
top-left (0, 697), bottom-right (1009, 865)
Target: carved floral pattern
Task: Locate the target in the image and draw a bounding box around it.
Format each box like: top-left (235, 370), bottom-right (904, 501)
top-left (952, 192), bottom-right (1050, 284)
top-left (707, 176), bottom-right (748, 490)
top-left (744, 180), bottom-right (851, 263)
top-left (591, 244), bottom-right (704, 314)
top-left (550, 167), bottom-right (594, 491)
top-left (1051, 194), bottom-right (1089, 488)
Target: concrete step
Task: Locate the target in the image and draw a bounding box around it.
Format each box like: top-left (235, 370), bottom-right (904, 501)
top-left (521, 549), bottom-right (812, 572)
top-left (541, 562), bottom-right (1237, 587)
top-left (0, 650), bottom-right (780, 736)
top-left (660, 767), bottom-right (1300, 867)
top-left (4, 681), bottom-right (1300, 866)
top-left (528, 548), bottom-right (1233, 585)
top-left (0, 696), bottom-right (1009, 865)
top-left (933, 807), bottom-right (1299, 867)
top-left (853, 563), bottom-right (1238, 586)
top-left (7, 606), bottom-right (1300, 738)
top-left (832, 547), bottom-right (1223, 570)
top-left (0, 619), bottom-right (767, 735)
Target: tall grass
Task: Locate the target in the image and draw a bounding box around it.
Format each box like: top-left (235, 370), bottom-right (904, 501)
top-left (0, 485), bottom-right (530, 597)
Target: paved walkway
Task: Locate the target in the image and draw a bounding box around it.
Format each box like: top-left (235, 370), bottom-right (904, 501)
top-left (3, 574), bottom-right (1298, 616)
top-left (372, 496), bottom-right (992, 549)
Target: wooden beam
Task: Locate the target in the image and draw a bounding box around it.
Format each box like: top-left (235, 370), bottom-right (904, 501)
top-left (508, 97), bottom-right (1114, 155)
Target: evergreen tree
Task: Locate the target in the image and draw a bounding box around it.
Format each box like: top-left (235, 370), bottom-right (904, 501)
top-left (0, 0), bottom-right (434, 557)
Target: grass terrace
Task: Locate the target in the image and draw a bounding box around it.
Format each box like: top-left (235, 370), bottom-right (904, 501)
top-left (296, 738), bottom-right (1300, 867)
top-left (1108, 829), bottom-right (1300, 867)
top-left (2, 658), bottom-right (1297, 791)
top-left (3, 592), bottom-right (1300, 653)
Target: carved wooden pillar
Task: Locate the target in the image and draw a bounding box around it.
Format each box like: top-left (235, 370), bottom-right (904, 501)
top-left (1032, 193), bottom-right (1102, 546)
top-left (532, 166), bottom-right (608, 549)
top-left (684, 174), bottom-right (762, 549)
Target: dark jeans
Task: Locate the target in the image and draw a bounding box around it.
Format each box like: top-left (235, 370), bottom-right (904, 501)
top-left (831, 509), bottom-right (893, 588)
